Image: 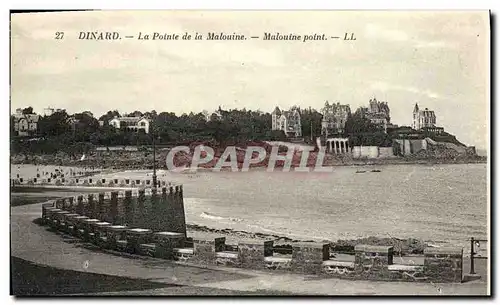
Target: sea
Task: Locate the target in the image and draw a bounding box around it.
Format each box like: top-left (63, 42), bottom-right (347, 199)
top-left (11, 163), bottom-right (488, 250)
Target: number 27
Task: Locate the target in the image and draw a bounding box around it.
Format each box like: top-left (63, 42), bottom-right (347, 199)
top-left (55, 32), bottom-right (64, 39)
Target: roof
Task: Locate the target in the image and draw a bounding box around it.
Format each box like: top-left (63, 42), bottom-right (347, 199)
top-left (419, 109), bottom-right (435, 116)
top-left (112, 116), bottom-right (149, 123)
top-left (13, 113), bottom-right (40, 123)
top-left (282, 109), bottom-right (300, 120)
top-left (323, 103), bottom-right (350, 114)
top-left (272, 106), bottom-right (281, 115)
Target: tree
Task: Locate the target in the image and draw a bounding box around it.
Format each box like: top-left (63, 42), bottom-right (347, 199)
top-left (72, 112), bottom-right (100, 142)
top-left (38, 110), bottom-right (71, 137)
top-left (98, 110), bottom-right (120, 123)
top-left (300, 108), bottom-right (322, 141)
top-left (128, 110), bottom-right (143, 117)
top-left (344, 112), bottom-right (385, 135)
top-left (22, 107), bottom-right (34, 115)
top-left (343, 112), bottom-right (391, 147)
top-left (10, 116), bottom-right (16, 137)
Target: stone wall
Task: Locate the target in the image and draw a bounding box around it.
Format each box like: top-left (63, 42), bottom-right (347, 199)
top-left (378, 147), bottom-right (395, 158)
top-left (423, 247), bottom-right (463, 283)
top-left (238, 240), bottom-right (274, 269)
top-left (291, 242), bottom-right (329, 274)
top-left (393, 139), bottom-right (413, 156)
top-left (31, 176), bottom-right (186, 235)
top-left (40, 191), bottom-right (465, 284)
top-left (352, 146), bottom-right (380, 159)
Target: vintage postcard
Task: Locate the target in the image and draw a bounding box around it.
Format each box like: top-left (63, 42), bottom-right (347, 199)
top-left (10, 10), bottom-right (490, 296)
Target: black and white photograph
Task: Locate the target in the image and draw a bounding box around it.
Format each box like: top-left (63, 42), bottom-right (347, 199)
top-left (9, 9), bottom-right (490, 296)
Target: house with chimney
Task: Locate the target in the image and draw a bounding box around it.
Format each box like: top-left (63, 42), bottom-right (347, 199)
top-left (321, 101), bottom-right (351, 136)
top-left (271, 106), bottom-right (302, 137)
top-left (12, 108), bottom-right (40, 136)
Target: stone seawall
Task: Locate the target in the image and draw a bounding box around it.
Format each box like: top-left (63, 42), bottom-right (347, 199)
top-left (21, 175), bottom-right (186, 236)
top-left (51, 187), bottom-right (186, 236)
top-left (39, 187), bottom-right (464, 283)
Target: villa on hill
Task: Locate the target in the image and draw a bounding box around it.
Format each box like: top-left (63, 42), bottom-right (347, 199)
top-left (271, 106), bottom-right (302, 138)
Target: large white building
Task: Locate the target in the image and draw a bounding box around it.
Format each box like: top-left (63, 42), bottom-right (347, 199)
top-left (412, 103), bottom-right (437, 130)
top-left (108, 116), bottom-right (151, 133)
top-left (12, 108), bottom-right (40, 136)
top-left (271, 106), bottom-right (302, 137)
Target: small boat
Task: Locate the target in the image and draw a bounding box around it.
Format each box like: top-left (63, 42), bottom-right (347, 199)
top-left (355, 170), bottom-right (366, 173)
top-left (371, 169), bottom-right (381, 173)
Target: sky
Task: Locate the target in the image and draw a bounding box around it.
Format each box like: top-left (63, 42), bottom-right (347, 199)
top-left (10, 10), bottom-right (489, 149)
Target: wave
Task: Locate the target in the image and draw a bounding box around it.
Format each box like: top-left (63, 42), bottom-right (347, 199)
top-left (199, 211), bottom-right (243, 222)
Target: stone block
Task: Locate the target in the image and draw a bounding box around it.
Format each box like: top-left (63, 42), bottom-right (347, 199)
top-left (109, 191), bottom-right (119, 223)
top-left (291, 242), bottom-right (329, 274)
top-left (138, 243), bottom-right (157, 257)
top-left (153, 232), bottom-right (186, 259)
top-left (192, 237), bottom-right (225, 265)
top-left (61, 198), bottom-right (70, 210)
top-left (61, 213), bottom-right (79, 234)
top-left (265, 256), bottom-right (293, 271)
top-left (53, 211), bottom-right (70, 230)
top-left (424, 247), bottom-right (463, 283)
top-left (72, 216), bottom-right (89, 236)
top-left (65, 214), bottom-right (83, 236)
top-left (123, 190), bottom-right (134, 226)
top-left (147, 191), bottom-right (158, 231)
top-left (238, 240), bottom-right (274, 269)
top-left (97, 193), bottom-right (106, 222)
top-left (106, 225), bottom-right (128, 250)
top-left (55, 199), bottom-right (64, 209)
top-left (126, 228), bottom-right (153, 254)
top-left (215, 251), bottom-right (240, 267)
top-left (82, 219), bottom-right (100, 241)
top-left (354, 245), bottom-right (394, 270)
top-left (46, 208), bottom-right (61, 220)
top-left (93, 222), bottom-right (111, 245)
top-left (133, 190), bottom-right (146, 228)
top-left (41, 204), bottom-right (56, 224)
top-left (67, 197), bottom-right (75, 212)
top-left (76, 195), bottom-right (84, 215)
top-left (87, 194), bottom-right (96, 218)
